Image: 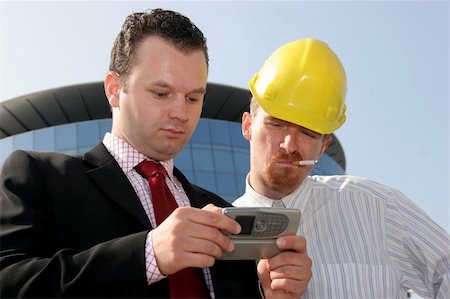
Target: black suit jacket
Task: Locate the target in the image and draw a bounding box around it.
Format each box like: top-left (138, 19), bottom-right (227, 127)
top-left (0, 143), bottom-right (260, 298)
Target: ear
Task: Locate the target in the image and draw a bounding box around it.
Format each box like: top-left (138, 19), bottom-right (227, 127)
top-left (104, 71), bottom-right (121, 108)
top-left (242, 112), bottom-right (252, 141)
top-left (319, 134), bottom-right (332, 156)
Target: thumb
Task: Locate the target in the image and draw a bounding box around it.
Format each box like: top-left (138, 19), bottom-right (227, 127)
top-left (257, 259), bottom-right (271, 289)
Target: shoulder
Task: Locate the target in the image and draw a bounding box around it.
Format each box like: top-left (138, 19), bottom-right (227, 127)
top-left (309, 175), bottom-right (404, 201)
top-left (0, 150), bottom-right (85, 194)
top-left (2, 149), bottom-right (82, 171)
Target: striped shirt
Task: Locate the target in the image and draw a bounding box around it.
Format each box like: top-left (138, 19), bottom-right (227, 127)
top-left (102, 133), bottom-right (214, 297)
top-left (234, 175), bottom-right (450, 298)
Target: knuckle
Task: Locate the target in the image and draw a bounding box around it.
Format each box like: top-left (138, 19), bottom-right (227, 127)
top-left (206, 211), bottom-right (220, 223)
top-left (203, 255), bottom-right (216, 267)
top-left (305, 256), bottom-right (313, 267)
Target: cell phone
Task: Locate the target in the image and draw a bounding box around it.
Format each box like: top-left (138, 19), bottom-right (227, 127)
top-left (219, 207), bottom-right (301, 260)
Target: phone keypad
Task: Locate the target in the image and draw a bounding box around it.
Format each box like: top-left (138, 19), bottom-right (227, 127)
top-left (252, 214), bottom-right (289, 237)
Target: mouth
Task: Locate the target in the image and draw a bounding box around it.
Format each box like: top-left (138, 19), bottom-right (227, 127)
top-left (275, 160), bottom-right (299, 167)
top-left (161, 128), bottom-right (185, 138)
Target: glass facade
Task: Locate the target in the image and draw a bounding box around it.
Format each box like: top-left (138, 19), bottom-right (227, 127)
top-left (0, 118), bottom-right (344, 202)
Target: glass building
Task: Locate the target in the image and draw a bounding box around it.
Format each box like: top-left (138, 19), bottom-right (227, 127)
top-left (0, 82), bottom-right (346, 202)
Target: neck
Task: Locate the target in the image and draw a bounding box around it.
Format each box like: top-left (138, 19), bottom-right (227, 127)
top-left (248, 173), bottom-right (300, 200)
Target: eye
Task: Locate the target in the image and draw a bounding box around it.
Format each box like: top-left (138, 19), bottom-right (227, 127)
top-left (186, 96), bottom-right (200, 103)
top-left (153, 91), bottom-right (168, 99)
top-left (266, 121), bottom-right (284, 129)
top-left (301, 132), bottom-right (314, 139)
top-left (299, 130), bottom-right (320, 140)
top-left (186, 93), bottom-right (204, 103)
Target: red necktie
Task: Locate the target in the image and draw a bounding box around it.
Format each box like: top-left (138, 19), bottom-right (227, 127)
top-left (135, 161), bottom-right (210, 299)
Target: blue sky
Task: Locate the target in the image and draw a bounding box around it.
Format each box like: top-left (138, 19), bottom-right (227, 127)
top-left (0, 1), bottom-right (448, 233)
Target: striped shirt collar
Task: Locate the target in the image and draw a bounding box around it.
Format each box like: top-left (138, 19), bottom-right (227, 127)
top-left (102, 132), bottom-right (176, 180)
top-left (243, 173), bottom-right (312, 215)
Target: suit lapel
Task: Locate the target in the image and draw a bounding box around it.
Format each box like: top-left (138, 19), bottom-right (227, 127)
top-left (83, 143), bottom-right (151, 228)
top-left (173, 167), bottom-right (208, 208)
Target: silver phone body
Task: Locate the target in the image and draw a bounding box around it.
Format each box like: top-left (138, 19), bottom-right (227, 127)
top-left (219, 207), bottom-right (301, 260)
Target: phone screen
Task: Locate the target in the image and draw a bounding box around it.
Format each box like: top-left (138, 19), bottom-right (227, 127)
top-left (235, 216), bottom-right (255, 235)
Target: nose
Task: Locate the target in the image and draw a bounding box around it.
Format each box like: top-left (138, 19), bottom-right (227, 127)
top-left (279, 131), bottom-right (299, 154)
top-left (168, 96), bottom-right (188, 122)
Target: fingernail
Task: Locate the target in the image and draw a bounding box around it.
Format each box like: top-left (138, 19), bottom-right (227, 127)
top-left (228, 241), bottom-right (235, 252)
top-left (235, 224), bottom-right (242, 235)
top-left (276, 238), bottom-right (286, 248)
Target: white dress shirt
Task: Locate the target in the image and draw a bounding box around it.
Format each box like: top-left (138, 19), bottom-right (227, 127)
top-left (234, 174), bottom-right (450, 298)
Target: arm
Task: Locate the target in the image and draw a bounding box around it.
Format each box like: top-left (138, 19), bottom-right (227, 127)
top-left (387, 189), bottom-right (450, 298)
top-left (0, 151), bottom-right (149, 297)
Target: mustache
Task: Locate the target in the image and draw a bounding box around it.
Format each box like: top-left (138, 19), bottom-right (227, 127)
top-left (269, 152), bottom-right (302, 163)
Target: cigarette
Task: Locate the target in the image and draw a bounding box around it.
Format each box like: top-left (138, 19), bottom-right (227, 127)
top-left (292, 160), bottom-right (318, 166)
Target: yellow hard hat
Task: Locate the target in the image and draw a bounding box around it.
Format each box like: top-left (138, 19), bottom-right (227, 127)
top-left (249, 38), bottom-right (347, 134)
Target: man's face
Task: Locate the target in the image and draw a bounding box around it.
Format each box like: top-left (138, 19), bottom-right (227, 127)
top-left (242, 106), bottom-right (331, 198)
top-left (107, 35), bottom-right (207, 160)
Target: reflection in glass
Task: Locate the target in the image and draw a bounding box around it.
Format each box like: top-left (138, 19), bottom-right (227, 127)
top-left (13, 132), bottom-right (33, 150)
top-left (213, 150), bottom-right (234, 172)
top-left (192, 146), bottom-right (214, 172)
top-left (216, 173), bottom-right (238, 196)
top-left (194, 171), bottom-right (217, 193)
top-left (77, 121), bottom-right (99, 149)
top-left (55, 125), bottom-right (76, 151)
top-left (35, 128), bottom-right (55, 150)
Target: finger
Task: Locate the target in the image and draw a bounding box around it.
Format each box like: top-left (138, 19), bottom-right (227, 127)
top-left (168, 209), bottom-right (236, 252)
top-left (202, 203), bottom-right (222, 214)
top-left (276, 235), bottom-right (307, 253)
top-left (185, 222), bottom-right (235, 253)
top-left (270, 265), bottom-right (311, 280)
top-left (271, 278), bottom-right (309, 298)
top-left (269, 265), bottom-right (312, 281)
top-left (257, 259), bottom-right (272, 289)
top-left (180, 206), bottom-right (241, 235)
top-left (267, 251), bottom-right (312, 272)
top-left (268, 265), bottom-right (312, 298)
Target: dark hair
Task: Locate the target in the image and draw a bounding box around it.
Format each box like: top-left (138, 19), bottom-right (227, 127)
top-left (109, 8), bottom-right (209, 82)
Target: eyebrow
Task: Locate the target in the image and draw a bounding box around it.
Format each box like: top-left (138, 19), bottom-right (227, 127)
top-left (266, 116), bottom-right (287, 124)
top-left (190, 87), bottom-right (207, 95)
top-left (150, 81), bottom-right (206, 95)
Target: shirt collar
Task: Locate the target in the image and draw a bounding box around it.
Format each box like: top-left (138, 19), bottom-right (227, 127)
top-left (243, 173), bottom-right (312, 214)
top-left (102, 132), bottom-right (175, 179)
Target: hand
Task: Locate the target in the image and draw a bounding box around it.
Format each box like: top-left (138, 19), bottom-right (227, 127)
top-left (257, 235), bottom-right (312, 298)
top-left (151, 204), bottom-right (240, 275)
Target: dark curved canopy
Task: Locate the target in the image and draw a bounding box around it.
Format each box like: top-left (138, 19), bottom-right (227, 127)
top-left (0, 82), bottom-right (345, 170)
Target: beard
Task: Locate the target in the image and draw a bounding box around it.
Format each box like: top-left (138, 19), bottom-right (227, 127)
top-left (262, 152), bottom-right (304, 192)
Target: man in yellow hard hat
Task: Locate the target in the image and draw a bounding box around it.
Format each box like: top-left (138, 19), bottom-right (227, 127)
top-left (234, 38), bottom-right (450, 298)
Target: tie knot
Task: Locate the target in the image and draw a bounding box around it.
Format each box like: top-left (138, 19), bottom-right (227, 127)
top-left (272, 200), bottom-right (286, 208)
top-left (135, 160), bottom-right (167, 180)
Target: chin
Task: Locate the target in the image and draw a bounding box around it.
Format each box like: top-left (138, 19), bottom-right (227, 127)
top-left (266, 169), bottom-right (303, 191)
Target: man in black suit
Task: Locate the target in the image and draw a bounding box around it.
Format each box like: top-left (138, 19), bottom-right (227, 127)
top-left (0, 9), bottom-right (311, 298)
